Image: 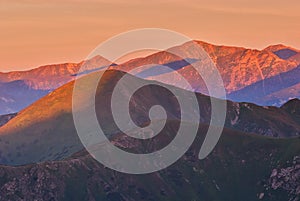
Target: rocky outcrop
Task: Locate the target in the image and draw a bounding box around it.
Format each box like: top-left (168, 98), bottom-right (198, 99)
top-left (266, 156), bottom-right (300, 201)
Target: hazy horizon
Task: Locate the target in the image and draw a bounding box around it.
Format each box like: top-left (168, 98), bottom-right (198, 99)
top-left (1, 0), bottom-right (300, 71)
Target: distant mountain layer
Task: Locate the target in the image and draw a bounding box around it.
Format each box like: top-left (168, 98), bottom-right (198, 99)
top-left (116, 41), bottom-right (300, 96)
top-left (0, 42), bottom-right (300, 114)
top-left (0, 80), bottom-right (50, 114)
top-left (0, 70), bottom-right (299, 166)
top-left (0, 55), bottom-right (110, 90)
top-left (0, 56), bottom-right (110, 114)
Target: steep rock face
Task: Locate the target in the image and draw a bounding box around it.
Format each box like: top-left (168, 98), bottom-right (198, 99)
top-left (203, 43), bottom-right (300, 106)
top-left (112, 41), bottom-right (300, 107)
top-left (227, 45), bottom-right (300, 106)
top-left (115, 41), bottom-right (300, 94)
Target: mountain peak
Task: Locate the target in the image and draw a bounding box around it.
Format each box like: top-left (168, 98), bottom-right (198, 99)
top-left (281, 98), bottom-right (300, 109)
top-left (264, 44), bottom-right (292, 52)
top-left (263, 44), bottom-right (299, 60)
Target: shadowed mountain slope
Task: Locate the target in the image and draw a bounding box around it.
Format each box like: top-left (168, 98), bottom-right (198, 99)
top-left (228, 65), bottom-right (300, 106)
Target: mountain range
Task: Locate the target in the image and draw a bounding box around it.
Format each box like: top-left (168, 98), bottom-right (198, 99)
top-left (0, 41), bottom-right (299, 200)
top-left (0, 70), bottom-right (298, 201)
top-left (0, 70), bottom-right (299, 163)
top-left (0, 41), bottom-right (300, 114)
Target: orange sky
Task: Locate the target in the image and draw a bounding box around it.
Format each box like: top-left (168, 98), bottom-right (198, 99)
top-left (1, 0), bottom-right (300, 71)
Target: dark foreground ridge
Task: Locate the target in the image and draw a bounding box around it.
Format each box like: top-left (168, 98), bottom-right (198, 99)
top-left (0, 122), bottom-right (299, 201)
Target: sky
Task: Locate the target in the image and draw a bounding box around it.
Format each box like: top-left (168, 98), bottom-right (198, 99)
top-left (1, 0), bottom-right (300, 71)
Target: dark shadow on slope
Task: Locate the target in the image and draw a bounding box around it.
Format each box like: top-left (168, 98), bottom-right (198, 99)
top-left (134, 58), bottom-right (198, 78)
top-left (228, 65), bottom-right (300, 106)
top-left (274, 49), bottom-right (298, 60)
